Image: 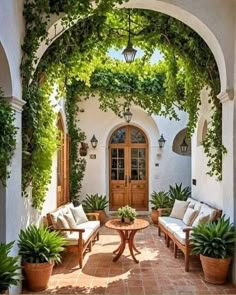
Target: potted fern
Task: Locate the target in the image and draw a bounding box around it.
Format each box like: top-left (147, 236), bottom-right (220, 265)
top-left (149, 191), bottom-right (171, 224)
top-left (0, 241), bottom-right (20, 294)
top-left (190, 216), bottom-right (236, 284)
top-left (18, 225), bottom-right (65, 291)
top-left (82, 194), bottom-right (108, 224)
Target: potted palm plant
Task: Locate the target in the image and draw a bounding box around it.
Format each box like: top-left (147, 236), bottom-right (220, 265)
top-left (190, 215), bottom-right (236, 284)
top-left (18, 225), bottom-right (65, 291)
top-left (0, 241), bottom-right (20, 294)
top-left (82, 193), bottom-right (109, 224)
top-left (149, 191), bottom-right (171, 224)
top-left (168, 183), bottom-right (191, 206)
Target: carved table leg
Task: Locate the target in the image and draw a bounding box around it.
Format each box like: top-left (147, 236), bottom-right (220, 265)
top-left (128, 230), bottom-right (139, 263)
top-left (113, 230), bottom-right (126, 262)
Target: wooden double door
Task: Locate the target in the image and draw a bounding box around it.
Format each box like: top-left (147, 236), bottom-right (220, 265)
top-left (109, 125), bottom-right (148, 211)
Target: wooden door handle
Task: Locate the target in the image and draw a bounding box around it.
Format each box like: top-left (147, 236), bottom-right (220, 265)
top-left (125, 175), bottom-right (127, 187)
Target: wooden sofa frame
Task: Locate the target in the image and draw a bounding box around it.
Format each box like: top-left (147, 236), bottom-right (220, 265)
top-left (157, 206), bottom-right (222, 272)
top-left (47, 211), bottom-right (100, 268)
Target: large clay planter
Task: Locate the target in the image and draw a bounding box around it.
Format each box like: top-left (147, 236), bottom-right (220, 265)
top-left (24, 262), bottom-right (54, 291)
top-left (151, 209), bottom-right (159, 225)
top-left (200, 254), bottom-right (231, 284)
top-left (95, 210), bottom-right (108, 224)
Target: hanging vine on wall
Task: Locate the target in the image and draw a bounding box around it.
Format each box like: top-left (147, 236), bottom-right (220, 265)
top-left (0, 88), bottom-right (17, 186)
top-left (65, 81), bottom-right (87, 205)
top-left (21, 1), bottom-right (224, 209)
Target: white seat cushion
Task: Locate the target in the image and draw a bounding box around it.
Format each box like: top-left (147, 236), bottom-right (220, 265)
top-left (159, 217), bottom-right (185, 234)
top-left (65, 228), bottom-right (94, 245)
top-left (77, 220), bottom-right (100, 233)
top-left (173, 230), bottom-right (186, 245)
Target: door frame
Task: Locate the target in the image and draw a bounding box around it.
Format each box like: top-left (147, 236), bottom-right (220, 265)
top-left (108, 124), bottom-right (149, 211)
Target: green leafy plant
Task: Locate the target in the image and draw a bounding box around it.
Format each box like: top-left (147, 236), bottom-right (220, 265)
top-left (82, 193), bottom-right (108, 211)
top-left (168, 183), bottom-right (191, 205)
top-left (150, 191), bottom-right (171, 210)
top-left (18, 225), bottom-right (65, 264)
top-left (117, 205), bottom-right (137, 222)
top-left (0, 88), bottom-right (17, 186)
top-left (190, 216), bottom-right (236, 258)
top-left (0, 241), bottom-right (20, 293)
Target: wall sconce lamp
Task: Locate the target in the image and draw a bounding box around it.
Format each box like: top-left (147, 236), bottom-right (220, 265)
top-left (158, 134), bottom-right (166, 148)
top-left (90, 134), bottom-right (98, 148)
top-left (180, 137), bottom-right (188, 153)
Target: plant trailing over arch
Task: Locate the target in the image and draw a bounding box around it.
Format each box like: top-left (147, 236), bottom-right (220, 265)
top-left (21, 1), bottom-right (224, 209)
top-left (0, 88), bottom-right (17, 186)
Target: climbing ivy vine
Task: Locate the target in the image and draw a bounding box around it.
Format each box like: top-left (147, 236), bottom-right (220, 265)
top-left (65, 82), bottom-right (87, 205)
top-left (21, 1), bottom-right (224, 209)
top-left (0, 88), bottom-right (17, 186)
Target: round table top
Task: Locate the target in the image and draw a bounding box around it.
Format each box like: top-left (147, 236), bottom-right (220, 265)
top-left (105, 218), bottom-right (149, 231)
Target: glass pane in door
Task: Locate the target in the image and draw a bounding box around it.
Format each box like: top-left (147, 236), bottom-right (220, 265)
top-left (131, 148), bottom-right (146, 180)
top-left (111, 148), bottom-right (125, 180)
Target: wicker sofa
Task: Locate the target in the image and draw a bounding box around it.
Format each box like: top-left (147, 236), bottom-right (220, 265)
top-left (158, 197), bottom-right (222, 271)
top-left (47, 203), bottom-right (100, 268)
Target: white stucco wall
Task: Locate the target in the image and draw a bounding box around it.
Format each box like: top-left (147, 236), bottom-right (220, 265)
top-left (191, 89), bottom-right (222, 209)
top-left (76, 97), bottom-right (191, 211)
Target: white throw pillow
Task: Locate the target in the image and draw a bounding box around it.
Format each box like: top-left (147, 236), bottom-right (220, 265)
top-left (182, 208), bottom-right (199, 226)
top-left (64, 212), bottom-right (77, 228)
top-left (170, 200), bottom-right (189, 220)
top-left (192, 212), bottom-right (210, 227)
top-left (56, 215), bottom-right (70, 237)
top-left (70, 205), bottom-right (88, 225)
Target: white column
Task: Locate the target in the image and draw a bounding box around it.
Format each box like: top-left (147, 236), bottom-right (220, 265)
top-left (218, 89), bottom-right (236, 283)
top-left (218, 89), bottom-right (235, 220)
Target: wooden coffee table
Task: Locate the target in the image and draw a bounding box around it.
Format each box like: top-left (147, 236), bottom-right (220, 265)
top-left (105, 218), bottom-right (149, 263)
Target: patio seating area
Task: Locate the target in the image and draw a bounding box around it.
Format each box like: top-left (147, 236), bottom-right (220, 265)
top-left (24, 221), bottom-right (236, 295)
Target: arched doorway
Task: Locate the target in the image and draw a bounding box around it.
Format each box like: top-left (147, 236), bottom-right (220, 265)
top-left (109, 125), bottom-right (148, 211)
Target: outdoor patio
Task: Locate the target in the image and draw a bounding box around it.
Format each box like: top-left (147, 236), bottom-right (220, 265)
top-left (24, 221), bottom-right (236, 295)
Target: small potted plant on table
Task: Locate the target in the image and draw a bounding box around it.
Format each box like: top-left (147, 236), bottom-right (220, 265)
top-left (0, 241), bottom-right (20, 294)
top-left (82, 193), bottom-right (109, 224)
top-left (190, 215), bottom-right (236, 284)
top-left (117, 205), bottom-right (137, 224)
top-left (18, 225), bottom-right (65, 291)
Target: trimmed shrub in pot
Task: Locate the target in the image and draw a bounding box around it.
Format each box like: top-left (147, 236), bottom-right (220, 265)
top-left (149, 191), bottom-right (171, 224)
top-left (82, 194), bottom-right (108, 224)
top-left (18, 225), bottom-right (65, 291)
top-left (190, 216), bottom-right (236, 284)
top-left (0, 241), bottom-right (20, 294)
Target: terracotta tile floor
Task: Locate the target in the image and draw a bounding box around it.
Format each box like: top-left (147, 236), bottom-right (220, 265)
top-left (23, 221), bottom-right (236, 294)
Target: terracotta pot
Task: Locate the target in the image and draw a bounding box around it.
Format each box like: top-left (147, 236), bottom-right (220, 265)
top-left (24, 262), bottom-right (54, 291)
top-left (151, 209), bottom-right (159, 225)
top-left (200, 254), bottom-right (231, 284)
top-left (94, 210), bottom-right (108, 224)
